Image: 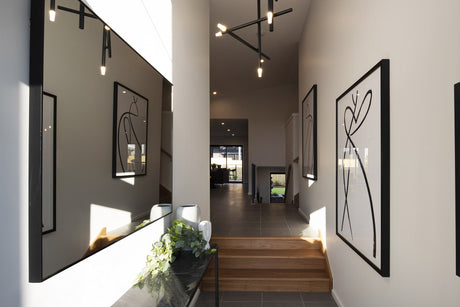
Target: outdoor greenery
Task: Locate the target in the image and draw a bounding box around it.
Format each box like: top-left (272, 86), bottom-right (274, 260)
top-left (271, 187), bottom-right (285, 195)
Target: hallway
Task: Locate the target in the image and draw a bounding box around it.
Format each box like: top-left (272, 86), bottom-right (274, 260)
top-left (210, 184), bottom-right (317, 238)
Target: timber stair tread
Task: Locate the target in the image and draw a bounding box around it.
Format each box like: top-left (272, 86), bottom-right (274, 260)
top-left (204, 268), bottom-right (329, 281)
top-left (202, 236), bottom-right (332, 292)
top-left (219, 248), bottom-right (324, 259)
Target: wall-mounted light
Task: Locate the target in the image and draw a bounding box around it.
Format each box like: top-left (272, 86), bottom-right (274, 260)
top-left (49, 0), bottom-right (56, 22)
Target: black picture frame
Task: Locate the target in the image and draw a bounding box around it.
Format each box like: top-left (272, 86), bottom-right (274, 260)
top-left (302, 84), bottom-right (317, 180)
top-left (112, 82), bottom-right (149, 178)
top-left (336, 59), bottom-right (390, 277)
top-left (455, 82), bottom-right (460, 277)
top-left (42, 92), bottom-right (57, 234)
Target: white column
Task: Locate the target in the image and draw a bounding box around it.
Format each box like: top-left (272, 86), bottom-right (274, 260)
top-left (172, 0), bottom-right (210, 219)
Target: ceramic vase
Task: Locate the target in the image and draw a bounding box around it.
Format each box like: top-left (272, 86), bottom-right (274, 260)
top-left (176, 204), bottom-right (201, 230)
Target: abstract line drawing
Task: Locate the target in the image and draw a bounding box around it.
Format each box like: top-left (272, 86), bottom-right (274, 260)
top-left (340, 89), bottom-right (376, 258)
top-left (117, 95), bottom-right (144, 173)
top-left (335, 59), bottom-right (390, 277)
top-left (113, 82), bottom-right (148, 178)
top-left (302, 84), bottom-right (317, 180)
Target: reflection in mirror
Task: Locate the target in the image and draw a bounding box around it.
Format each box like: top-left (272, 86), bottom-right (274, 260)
top-left (29, 0), bottom-right (172, 281)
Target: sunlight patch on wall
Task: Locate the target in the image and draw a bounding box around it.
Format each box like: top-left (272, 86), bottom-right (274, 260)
top-left (120, 176), bottom-right (135, 185)
top-left (309, 206), bottom-right (326, 248)
top-left (90, 204), bottom-right (132, 243)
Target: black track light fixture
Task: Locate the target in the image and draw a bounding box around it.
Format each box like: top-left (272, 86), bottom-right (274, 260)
top-left (215, 0), bottom-right (292, 78)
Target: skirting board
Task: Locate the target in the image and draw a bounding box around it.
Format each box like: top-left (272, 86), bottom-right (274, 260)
top-left (298, 207), bottom-right (310, 223)
top-left (331, 289), bottom-right (344, 307)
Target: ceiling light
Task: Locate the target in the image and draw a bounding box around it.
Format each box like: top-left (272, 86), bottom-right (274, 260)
top-left (232, 134), bottom-right (235, 136)
top-left (213, 91), bottom-right (218, 95)
top-left (217, 23), bottom-right (227, 32)
top-left (260, 59), bottom-right (265, 63)
top-left (221, 122), bottom-right (225, 125)
top-left (100, 66), bottom-right (106, 75)
top-left (227, 129), bottom-right (231, 132)
top-left (214, 1), bottom-right (292, 78)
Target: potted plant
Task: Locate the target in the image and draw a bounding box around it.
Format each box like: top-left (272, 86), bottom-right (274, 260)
top-left (135, 219), bottom-right (215, 285)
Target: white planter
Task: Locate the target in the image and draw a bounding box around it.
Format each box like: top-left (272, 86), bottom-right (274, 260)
top-left (176, 204), bottom-right (201, 230)
top-left (150, 204), bottom-right (172, 221)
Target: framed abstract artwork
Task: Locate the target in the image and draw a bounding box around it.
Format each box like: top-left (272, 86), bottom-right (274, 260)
top-left (42, 92), bottom-right (57, 234)
top-left (302, 84), bottom-right (317, 180)
top-left (336, 59), bottom-right (390, 277)
top-left (113, 82), bottom-right (149, 178)
top-left (455, 82), bottom-right (460, 277)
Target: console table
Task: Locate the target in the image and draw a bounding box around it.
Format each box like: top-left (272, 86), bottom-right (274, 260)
top-left (113, 245), bottom-right (218, 306)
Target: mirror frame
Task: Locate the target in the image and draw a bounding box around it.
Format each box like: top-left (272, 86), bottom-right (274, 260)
top-left (29, 0), bottom-right (172, 282)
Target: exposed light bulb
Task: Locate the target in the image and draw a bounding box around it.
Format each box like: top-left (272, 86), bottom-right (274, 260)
top-left (49, 10), bottom-right (56, 22)
top-left (217, 23), bottom-right (227, 32)
top-left (221, 122), bottom-right (225, 125)
top-left (104, 25), bottom-right (110, 31)
top-left (215, 31), bottom-right (223, 37)
top-left (257, 67), bottom-right (263, 78)
top-left (212, 91), bottom-right (217, 95)
top-left (100, 66), bottom-right (106, 75)
top-left (267, 11), bottom-right (273, 24)
top-left (260, 59), bottom-right (265, 63)
top-left (227, 129), bottom-right (231, 132)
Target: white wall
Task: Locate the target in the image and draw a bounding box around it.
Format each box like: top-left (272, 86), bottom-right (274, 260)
top-left (299, 1), bottom-right (460, 306)
top-left (211, 84), bottom-right (298, 194)
top-left (172, 0), bottom-right (211, 219)
top-left (0, 0), bottom-right (208, 306)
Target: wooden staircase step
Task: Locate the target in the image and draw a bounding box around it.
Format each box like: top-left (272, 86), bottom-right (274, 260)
top-left (217, 249), bottom-right (325, 269)
top-left (201, 268), bottom-right (330, 292)
top-left (210, 236), bottom-right (322, 250)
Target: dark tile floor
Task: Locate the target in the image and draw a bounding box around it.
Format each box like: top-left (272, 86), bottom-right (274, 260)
top-left (196, 291), bottom-right (337, 307)
top-left (195, 184), bottom-right (337, 307)
top-left (210, 184), bottom-right (317, 236)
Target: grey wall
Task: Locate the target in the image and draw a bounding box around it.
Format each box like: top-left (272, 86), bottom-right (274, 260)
top-left (299, 0), bottom-right (460, 305)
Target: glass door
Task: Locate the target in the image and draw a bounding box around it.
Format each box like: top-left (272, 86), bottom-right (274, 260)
top-left (210, 145), bottom-right (243, 183)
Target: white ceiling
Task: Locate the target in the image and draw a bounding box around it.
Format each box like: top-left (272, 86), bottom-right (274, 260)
top-left (210, 0), bottom-right (311, 95)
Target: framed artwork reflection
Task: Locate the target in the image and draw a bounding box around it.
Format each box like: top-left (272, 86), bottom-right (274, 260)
top-left (42, 92), bottom-right (57, 234)
top-left (302, 84), bottom-right (317, 180)
top-left (112, 82), bottom-right (149, 178)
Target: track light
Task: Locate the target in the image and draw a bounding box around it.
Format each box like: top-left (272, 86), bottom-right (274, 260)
top-left (214, 0), bottom-right (292, 78)
top-left (267, 0), bottom-right (273, 24)
top-left (101, 24), bottom-right (112, 76)
top-left (217, 23), bottom-right (227, 32)
top-left (257, 67), bottom-right (263, 78)
top-left (49, 0), bottom-right (56, 21)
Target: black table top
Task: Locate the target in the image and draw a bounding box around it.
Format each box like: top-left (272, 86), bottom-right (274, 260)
top-left (113, 249), bottom-right (215, 307)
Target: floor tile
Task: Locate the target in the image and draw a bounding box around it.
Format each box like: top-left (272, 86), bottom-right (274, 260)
top-left (263, 292), bottom-right (302, 302)
top-left (222, 291), bottom-right (262, 301)
top-left (301, 292), bottom-right (333, 302)
top-left (263, 301), bottom-right (304, 307)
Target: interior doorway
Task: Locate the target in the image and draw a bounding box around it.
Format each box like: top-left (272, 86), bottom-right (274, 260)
top-left (270, 172), bottom-right (286, 203)
top-left (210, 145), bottom-right (243, 183)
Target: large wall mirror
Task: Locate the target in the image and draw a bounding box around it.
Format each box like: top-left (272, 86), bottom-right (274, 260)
top-left (29, 0), bottom-right (172, 282)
